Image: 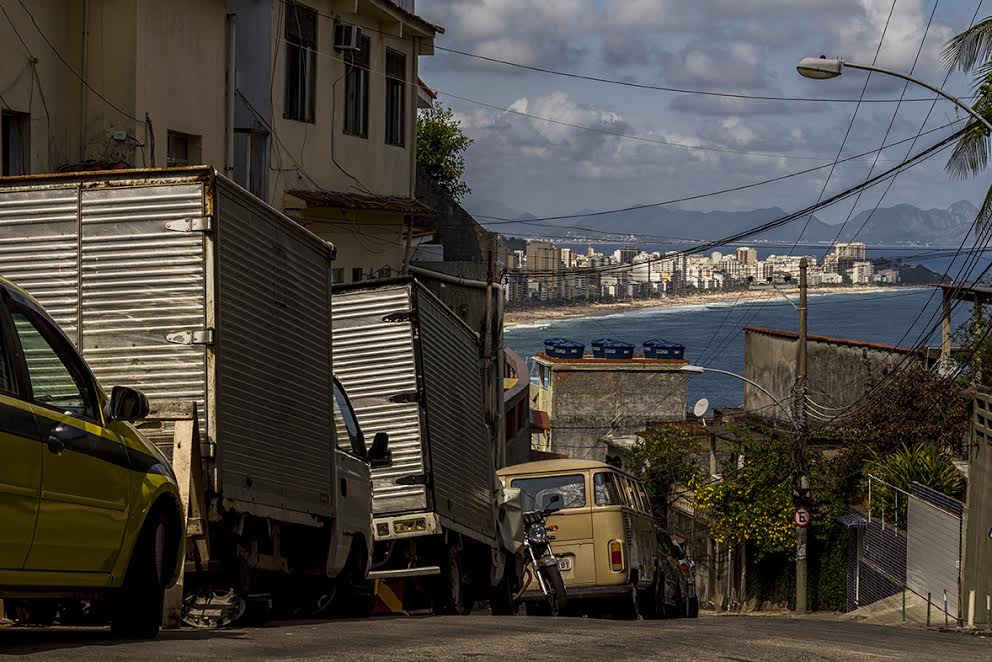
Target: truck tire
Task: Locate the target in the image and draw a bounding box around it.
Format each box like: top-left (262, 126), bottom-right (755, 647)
top-left (110, 515), bottom-right (166, 639)
top-left (433, 546), bottom-right (471, 616)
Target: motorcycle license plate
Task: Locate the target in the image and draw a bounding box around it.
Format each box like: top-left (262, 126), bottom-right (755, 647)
top-left (558, 557), bottom-right (572, 572)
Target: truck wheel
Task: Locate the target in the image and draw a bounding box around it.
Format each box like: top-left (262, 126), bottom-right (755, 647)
top-left (433, 546), bottom-right (471, 616)
top-left (110, 515), bottom-right (166, 639)
top-left (489, 562), bottom-right (517, 616)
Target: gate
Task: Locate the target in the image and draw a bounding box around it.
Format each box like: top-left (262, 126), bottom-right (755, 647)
top-left (906, 482), bottom-right (964, 621)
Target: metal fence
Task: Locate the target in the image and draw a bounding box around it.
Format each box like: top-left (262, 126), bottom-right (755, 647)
top-left (849, 475), bottom-right (964, 624)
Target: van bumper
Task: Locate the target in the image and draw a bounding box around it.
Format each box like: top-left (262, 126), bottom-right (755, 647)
top-left (521, 583), bottom-right (634, 604)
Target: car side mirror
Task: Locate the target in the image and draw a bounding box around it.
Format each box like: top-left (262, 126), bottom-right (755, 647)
top-left (108, 386), bottom-right (150, 422)
top-left (368, 431), bottom-right (391, 468)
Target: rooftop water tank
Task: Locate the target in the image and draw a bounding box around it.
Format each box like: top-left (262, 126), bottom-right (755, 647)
top-left (644, 339), bottom-right (685, 360)
top-left (546, 339), bottom-right (585, 359)
top-left (602, 340), bottom-right (635, 360)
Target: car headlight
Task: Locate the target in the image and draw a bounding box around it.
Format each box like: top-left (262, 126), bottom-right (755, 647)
top-left (527, 523), bottom-right (547, 544)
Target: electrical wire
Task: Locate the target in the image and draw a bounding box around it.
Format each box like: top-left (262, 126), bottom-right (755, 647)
top-left (14, 0), bottom-right (141, 124)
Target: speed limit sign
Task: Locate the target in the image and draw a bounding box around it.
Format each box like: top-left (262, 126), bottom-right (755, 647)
top-left (794, 507), bottom-right (811, 528)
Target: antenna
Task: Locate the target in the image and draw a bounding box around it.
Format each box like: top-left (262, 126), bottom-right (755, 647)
top-left (693, 398), bottom-right (709, 420)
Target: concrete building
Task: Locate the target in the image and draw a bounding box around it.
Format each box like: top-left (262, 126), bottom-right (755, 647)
top-left (0, 0), bottom-right (227, 175)
top-left (736, 246), bottom-right (757, 265)
top-left (525, 240), bottom-right (562, 298)
top-left (530, 352), bottom-right (689, 462)
top-left (743, 327), bottom-right (925, 428)
top-left (231, 0), bottom-right (442, 284)
top-left (846, 260), bottom-right (874, 285)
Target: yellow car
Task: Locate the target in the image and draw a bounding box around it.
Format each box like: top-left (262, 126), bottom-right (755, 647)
top-left (0, 277), bottom-right (184, 638)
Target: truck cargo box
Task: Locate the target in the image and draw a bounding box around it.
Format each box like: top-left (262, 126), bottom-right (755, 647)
top-left (332, 278), bottom-right (497, 544)
top-left (0, 167), bottom-right (337, 522)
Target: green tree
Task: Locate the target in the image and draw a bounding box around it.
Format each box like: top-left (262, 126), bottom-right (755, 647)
top-left (624, 426), bottom-right (701, 522)
top-left (417, 105), bottom-right (473, 201)
top-left (693, 433), bottom-right (795, 557)
top-left (942, 18), bottom-right (992, 227)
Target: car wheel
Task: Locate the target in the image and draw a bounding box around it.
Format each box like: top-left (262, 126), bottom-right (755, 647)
top-left (110, 515), bottom-right (166, 639)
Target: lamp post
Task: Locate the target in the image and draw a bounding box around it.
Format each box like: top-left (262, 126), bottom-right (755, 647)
top-left (796, 57), bottom-right (992, 134)
top-left (680, 365), bottom-right (797, 428)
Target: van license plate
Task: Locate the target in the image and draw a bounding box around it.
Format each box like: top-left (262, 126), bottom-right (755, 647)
top-left (558, 557), bottom-right (572, 572)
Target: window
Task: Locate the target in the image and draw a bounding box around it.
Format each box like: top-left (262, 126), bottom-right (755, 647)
top-left (167, 131), bottom-right (202, 167)
top-left (0, 312), bottom-right (13, 395)
top-left (377, 266), bottom-right (392, 279)
top-left (284, 2), bottom-right (317, 123)
top-left (385, 49), bottom-right (406, 146)
top-left (233, 129), bottom-right (269, 199)
top-left (331, 268), bottom-right (344, 284)
top-left (343, 35), bottom-right (370, 137)
top-left (594, 472), bottom-right (624, 506)
top-left (351, 267), bottom-right (364, 282)
top-left (11, 310), bottom-right (96, 420)
top-left (2, 111), bottom-right (29, 176)
top-left (512, 474), bottom-right (586, 511)
top-left (333, 379), bottom-right (365, 457)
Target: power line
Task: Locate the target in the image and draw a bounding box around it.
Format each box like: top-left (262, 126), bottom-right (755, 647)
top-left (434, 45), bottom-right (975, 105)
top-left (14, 0), bottom-right (140, 124)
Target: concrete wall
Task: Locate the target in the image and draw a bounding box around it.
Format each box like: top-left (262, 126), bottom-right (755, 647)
top-left (744, 328), bottom-right (920, 427)
top-left (535, 359), bottom-right (688, 460)
top-left (0, 0), bottom-right (227, 173)
top-left (263, 0), bottom-right (427, 207)
top-left (963, 391), bottom-right (992, 625)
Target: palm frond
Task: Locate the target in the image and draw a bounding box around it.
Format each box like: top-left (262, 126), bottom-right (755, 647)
top-left (945, 119), bottom-right (992, 180)
top-left (943, 17), bottom-right (992, 72)
top-left (975, 183), bottom-right (992, 236)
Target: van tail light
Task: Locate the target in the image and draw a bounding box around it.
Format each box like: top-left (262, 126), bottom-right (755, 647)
top-left (609, 540), bottom-right (624, 572)
top-left (680, 561), bottom-right (690, 576)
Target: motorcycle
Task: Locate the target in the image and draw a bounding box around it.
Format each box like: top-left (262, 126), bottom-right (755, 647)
top-left (520, 494), bottom-right (568, 616)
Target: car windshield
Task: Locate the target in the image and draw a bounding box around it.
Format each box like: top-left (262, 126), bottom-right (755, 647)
top-left (512, 474), bottom-right (586, 511)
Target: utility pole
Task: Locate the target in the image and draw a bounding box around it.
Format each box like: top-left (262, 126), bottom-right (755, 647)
top-left (795, 258), bottom-right (809, 615)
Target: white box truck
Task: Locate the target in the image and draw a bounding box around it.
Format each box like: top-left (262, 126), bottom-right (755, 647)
top-left (332, 278), bottom-right (515, 613)
top-left (0, 167), bottom-right (386, 624)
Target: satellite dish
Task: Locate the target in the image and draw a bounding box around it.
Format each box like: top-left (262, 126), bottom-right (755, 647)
top-left (693, 398), bottom-right (709, 418)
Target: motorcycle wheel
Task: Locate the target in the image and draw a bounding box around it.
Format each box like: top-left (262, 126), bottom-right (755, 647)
top-left (537, 564), bottom-right (567, 616)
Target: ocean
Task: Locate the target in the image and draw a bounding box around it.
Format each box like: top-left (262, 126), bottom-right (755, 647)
top-left (504, 288), bottom-right (974, 410)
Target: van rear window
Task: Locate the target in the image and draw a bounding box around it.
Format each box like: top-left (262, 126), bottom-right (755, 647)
top-left (512, 474), bottom-right (586, 510)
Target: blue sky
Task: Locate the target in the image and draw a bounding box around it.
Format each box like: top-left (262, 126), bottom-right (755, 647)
top-left (417, 0), bottom-right (990, 225)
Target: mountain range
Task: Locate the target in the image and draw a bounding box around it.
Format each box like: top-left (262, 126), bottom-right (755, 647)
top-left (469, 199), bottom-right (980, 247)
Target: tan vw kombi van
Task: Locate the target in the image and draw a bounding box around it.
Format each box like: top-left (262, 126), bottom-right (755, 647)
top-left (498, 459), bottom-right (677, 618)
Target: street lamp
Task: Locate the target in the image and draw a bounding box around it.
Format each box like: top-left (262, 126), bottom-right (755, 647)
top-left (679, 364), bottom-right (796, 427)
top-left (796, 56), bottom-right (992, 134)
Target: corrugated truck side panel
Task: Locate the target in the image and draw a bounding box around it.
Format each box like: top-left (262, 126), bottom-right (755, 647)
top-left (0, 179), bottom-right (209, 457)
top-left (213, 178), bottom-right (335, 517)
top-left (331, 283), bottom-right (428, 514)
top-left (416, 284), bottom-right (497, 542)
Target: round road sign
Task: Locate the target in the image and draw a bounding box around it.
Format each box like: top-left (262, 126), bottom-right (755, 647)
top-left (794, 507), bottom-right (811, 528)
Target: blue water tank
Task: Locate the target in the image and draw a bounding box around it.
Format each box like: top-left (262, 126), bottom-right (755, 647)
top-left (547, 339), bottom-right (585, 359)
top-left (644, 339), bottom-right (685, 360)
top-left (544, 337), bottom-right (567, 354)
top-left (591, 337), bottom-right (615, 359)
top-left (602, 340), bottom-right (635, 360)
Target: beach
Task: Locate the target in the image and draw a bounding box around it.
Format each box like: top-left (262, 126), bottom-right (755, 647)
top-left (503, 285), bottom-right (923, 329)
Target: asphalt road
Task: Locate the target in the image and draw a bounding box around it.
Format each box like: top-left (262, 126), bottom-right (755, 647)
top-left (0, 615), bottom-right (988, 661)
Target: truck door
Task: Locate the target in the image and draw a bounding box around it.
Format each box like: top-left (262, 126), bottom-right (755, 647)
top-left (0, 289), bottom-right (42, 570)
top-left (8, 298), bottom-right (130, 574)
top-left (333, 380), bottom-right (373, 546)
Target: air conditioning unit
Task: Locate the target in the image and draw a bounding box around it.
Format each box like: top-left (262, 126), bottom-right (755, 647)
top-left (334, 24), bottom-right (362, 51)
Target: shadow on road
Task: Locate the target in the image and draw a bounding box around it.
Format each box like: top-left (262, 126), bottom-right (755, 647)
top-left (0, 626), bottom-right (245, 655)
